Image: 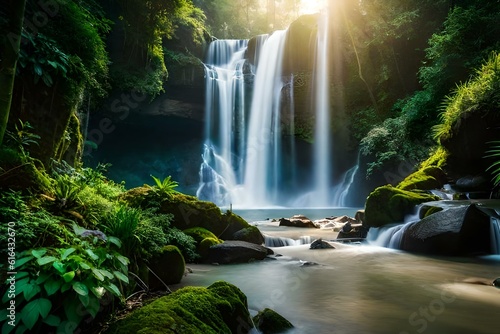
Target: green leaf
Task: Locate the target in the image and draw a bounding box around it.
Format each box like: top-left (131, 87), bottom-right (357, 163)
top-left (37, 256), bottom-right (57, 266)
top-left (108, 236), bottom-right (122, 248)
top-left (61, 248), bottom-right (76, 260)
top-left (98, 269), bottom-right (114, 280)
top-left (2, 319), bottom-right (16, 334)
top-left (34, 64), bottom-right (43, 77)
top-left (58, 321), bottom-right (78, 333)
top-left (85, 249), bottom-right (99, 261)
top-left (52, 261), bottom-right (65, 274)
top-left (14, 324), bottom-right (27, 334)
top-left (43, 314), bottom-right (61, 327)
top-left (22, 282), bottom-right (41, 301)
top-left (79, 293), bottom-right (90, 307)
top-left (15, 271), bottom-right (29, 280)
top-left (44, 278), bottom-right (61, 296)
top-left (72, 223), bottom-right (87, 236)
top-left (15, 256), bottom-right (34, 268)
top-left (86, 294), bottom-right (100, 318)
top-left (61, 282), bottom-right (72, 293)
top-left (20, 298), bottom-right (51, 330)
top-left (47, 60), bottom-right (58, 68)
top-left (72, 282), bottom-right (89, 296)
top-left (115, 255), bottom-right (129, 266)
top-left (79, 261), bottom-right (91, 270)
top-left (62, 271), bottom-right (75, 283)
top-left (113, 271), bottom-right (129, 284)
top-left (35, 273), bottom-right (51, 285)
top-left (91, 268), bottom-right (104, 281)
top-left (104, 282), bottom-right (121, 297)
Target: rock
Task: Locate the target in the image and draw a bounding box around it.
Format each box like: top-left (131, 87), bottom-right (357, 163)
top-left (253, 308), bottom-right (294, 334)
top-left (397, 166), bottom-right (447, 191)
top-left (231, 226), bottom-right (265, 245)
top-left (364, 185), bottom-right (440, 228)
top-left (337, 223), bottom-right (366, 239)
top-left (400, 204), bottom-right (493, 256)
top-left (104, 281), bottom-right (254, 334)
top-left (148, 245), bottom-right (185, 289)
top-left (494, 278), bottom-right (500, 288)
top-left (453, 174), bottom-right (490, 192)
top-left (279, 217), bottom-right (317, 228)
top-left (207, 241), bottom-right (274, 264)
top-left (355, 210), bottom-right (365, 224)
top-left (310, 238), bottom-right (335, 249)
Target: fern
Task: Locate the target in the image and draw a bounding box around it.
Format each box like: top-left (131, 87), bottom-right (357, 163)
top-left (150, 175), bottom-right (179, 197)
top-left (485, 141), bottom-right (500, 187)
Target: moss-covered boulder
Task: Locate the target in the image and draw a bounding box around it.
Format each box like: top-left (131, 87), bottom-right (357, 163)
top-left (253, 308), bottom-right (294, 334)
top-left (0, 155), bottom-right (52, 193)
top-left (231, 226), bottom-right (265, 245)
top-left (105, 281), bottom-right (254, 334)
top-left (397, 166), bottom-right (447, 191)
top-left (184, 227), bottom-right (223, 260)
top-left (364, 185), bottom-right (440, 227)
top-left (148, 245), bottom-right (185, 289)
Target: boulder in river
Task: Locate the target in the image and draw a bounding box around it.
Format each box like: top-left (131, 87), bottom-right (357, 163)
top-left (207, 240), bottom-right (274, 264)
top-left (279, 217), bottom-right (317, 228)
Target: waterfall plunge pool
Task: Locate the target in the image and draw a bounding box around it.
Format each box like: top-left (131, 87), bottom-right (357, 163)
top-left (172, 208), bottom-right (500, 334)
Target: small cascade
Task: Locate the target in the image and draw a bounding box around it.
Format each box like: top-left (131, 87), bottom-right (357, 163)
top-left (332, 154), bottom-right (360, 207)
top-left (366, 208), bottom-right (421, 249)
top-left (264, 235), bottom-right (312, 247)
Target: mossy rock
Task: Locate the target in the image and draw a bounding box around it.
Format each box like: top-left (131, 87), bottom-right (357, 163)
top-left (397, 166), bottom-right (447, 191)
top-left (105, 281), bottom-right (253, 334)
top-left (419, 205), bottom-right (444, 219)
top-left (364, 185), bottom-right (440, 228)
top-left (119, 186), bottom-right (153, 207)
top-left (184, 227), bottom-right (221, 243)
top-left (199, 237), bottom-right (223, 260)
top-left (231, 226), bottom-right (265, 245)
top-left (253, 308), bottom-right (294, 334)
top-left (148, 245), bottom-right (185, 289)
top-left (0, 158), bottom-right (52, 193)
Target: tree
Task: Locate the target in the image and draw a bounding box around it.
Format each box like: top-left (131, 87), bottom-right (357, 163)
top-left (0, 0), bottom-right (26, 147)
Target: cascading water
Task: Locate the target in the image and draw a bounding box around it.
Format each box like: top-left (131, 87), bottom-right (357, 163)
top-left (197, 12), bottom-right (357, 208)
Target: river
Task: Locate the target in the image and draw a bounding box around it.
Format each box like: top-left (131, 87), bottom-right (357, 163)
top-left (174, 208), bottom-right (500, 334)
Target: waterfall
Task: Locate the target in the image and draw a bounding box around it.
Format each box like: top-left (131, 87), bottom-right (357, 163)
top-left (491, 218), bottom-right (500, 254)
top-left (197, 13), bottom-right (356, 208)
top-left (312, 12), bottom-right (332, 207)
top-left (366, 208), bottom-right (421, 248)
top-left (264, 235), bottom-right (312, 247)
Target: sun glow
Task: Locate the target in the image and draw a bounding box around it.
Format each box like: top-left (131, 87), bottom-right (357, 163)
top-left (299, 0), bottom-right (328, 15)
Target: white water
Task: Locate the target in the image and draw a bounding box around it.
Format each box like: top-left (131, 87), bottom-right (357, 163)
top-left (197, 13), bottom-right (360, 208)
top-left (313, 12), bottom-right (332, 207)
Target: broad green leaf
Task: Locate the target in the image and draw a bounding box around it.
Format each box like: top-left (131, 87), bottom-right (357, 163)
top-left (15, 256), bottom-right (34, 268)
top-left (14, 324), bottom-right (27, 334)
top-left (113, 271), bottom-right (129, 284)
top-left (2, 319), bottom-right (16, 334)
top-left (44, 278), bottom-right (61, 296)
top-left (79, 261), bottom-right (91, 270)
top-left (98, 269), bottom-right (114, 280)
top-left (61, 282), bottom-right (72, 293)
top-left (43, 314), bottom-right (61, 327)
top-left (91, 268), bottom-right (104, 281)
top-left (58, 320), bottom-right (78, 334)
top-left (31, 249), bottom-right (46, 259)
top-left (20, 298), bottom-right (51, 330)
top-left (72, 282), bottom-right (89, 296)
top-left (15, 271), bottom-right (29, 280)
top-left (63, 297), bottom-right (84, 323)
top-left (108, 236), bottom-right (122, 248)
top-left (61, 248), bottom-right (76, 260)
top-left (22, 282), bottom-right (41, 301)
top-left (37, 256), bottom-right (57, 266)
top-left (52, 261), bottom-right (65, 274)
top-left (2, 277), bottom-right (29, 303)
top-left (35, 272), bottom-right (51, 284)
top-left (104, 282), bottom-right (121, 297)
top-left (79, 293), bottom-right (90, 307)
top-left (115, 255), bottom-right (129, 266)
top-left (47, 60), bottom-right (58, 68)
top-left (34, 64), bottom-right (43, 77)
top-left (72, 223), bottom-right (87, 236)
top-left (85, 249), bottom-right (99, 261)
top-left (62, 271), bottom-right (75, 283)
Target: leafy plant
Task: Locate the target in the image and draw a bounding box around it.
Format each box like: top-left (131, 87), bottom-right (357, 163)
top-left (5, 120), bottom-right (40, 158)
top-left (150, 175), bottom-right (179, 197)
top-left (486, 141), bottom-right (500, 187)
top-left (51, 174), bottom-right (83, 213)
top-left (103, 205), bottom-right (142, 261)
top-left (0, 226), bottom-right (129, 333)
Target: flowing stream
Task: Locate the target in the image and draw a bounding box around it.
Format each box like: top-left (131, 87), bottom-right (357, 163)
top-left (174, 208), bottom-right (500, 334)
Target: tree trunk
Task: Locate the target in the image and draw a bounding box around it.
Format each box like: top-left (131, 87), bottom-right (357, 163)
top-left (0, 0), bottom-right (26, 147)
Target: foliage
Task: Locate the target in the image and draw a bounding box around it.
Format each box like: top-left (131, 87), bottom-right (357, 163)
top-left (360, 117), bottom-right (431, 177)
top-left (50, 174), bottom-right (84, 214)
top-left (5, 120), bottom-right (40, 159)
top-left (150, 175), bottom-right (179, 198)
top-left (0, 227), bottom-right (129, 333)
top-left (433, 52), bottom-right (500, 142)
top-left (103, 205), bottom-right (142, 261)
top-left (486, 142), bottom-right (500, 188)
top-left (164, 228), bottom-right (199, 263)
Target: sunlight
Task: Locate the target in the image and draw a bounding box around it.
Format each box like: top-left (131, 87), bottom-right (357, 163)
top-left (299, 0), bottom-right (328, 15)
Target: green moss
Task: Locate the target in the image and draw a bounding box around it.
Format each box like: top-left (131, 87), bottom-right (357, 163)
top-left (420, 146), bottom-right (449, 169)
top-left (183, 227), bottom-right (221, 243)
top-left (148, 245), bottom-right (185, 287)
top-left (420, 205), bottom-right (444, 219)
top-left (231, 226), bottom-right (264, 245)
top-left (364, 185), bottom-right (440, 227)
top-left (253, 308), bottom-right (294, 334)
top-left (105, 281), bottom-right (253, 334)
top-left (397, 166), bottom-right (446, 191)
top-left (120, 186), bottom-right (153, 207)
top-left (0, 159), bottom-right (52, 193)
top-left (198, 237), bottom-right (222, 260)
